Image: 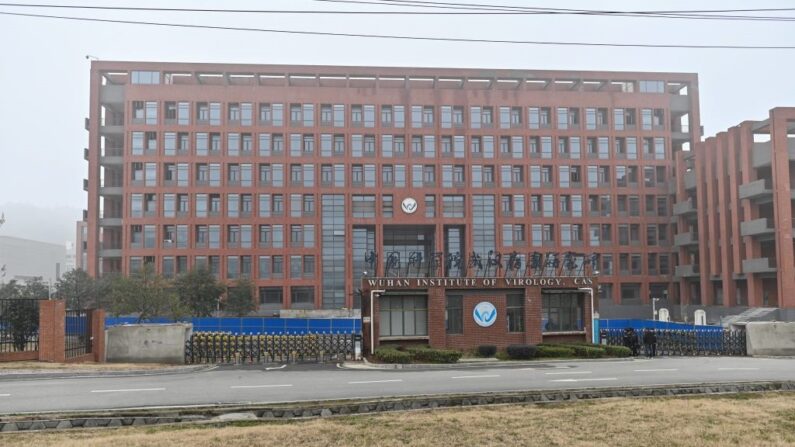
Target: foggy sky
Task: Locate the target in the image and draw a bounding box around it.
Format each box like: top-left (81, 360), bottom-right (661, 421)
top-left (1, 0), bottom-right (794, 243)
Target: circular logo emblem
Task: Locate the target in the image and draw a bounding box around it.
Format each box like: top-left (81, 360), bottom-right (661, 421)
top-left (401, 197), bottom-right (418, 214)
top-left (473, 301), bottom-right (497, 327)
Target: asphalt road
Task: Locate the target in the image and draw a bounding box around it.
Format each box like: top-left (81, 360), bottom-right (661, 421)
top-left (1, 357), bottom-right (794, 415)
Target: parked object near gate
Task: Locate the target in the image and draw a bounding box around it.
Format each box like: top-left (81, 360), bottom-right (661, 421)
top-left (184, 332), bottom-right (356, 364)
top-left (105, 323), bottom-right (192, 364)
top-left (745, 322), bottom-right (795, 356)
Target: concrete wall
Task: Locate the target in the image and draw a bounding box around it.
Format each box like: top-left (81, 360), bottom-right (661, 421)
top-left (746, 322), bottom-right (795, 356)
top-left (105, 323), bottom-right (192, 364)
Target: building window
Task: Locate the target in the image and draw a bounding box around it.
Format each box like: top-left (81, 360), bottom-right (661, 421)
top-left (446, 295), bottom-right (463, 334)
top-left (507, 293), bottom-right (524, 332)
top-left (291, 286), bottom-right (315, 309)
top-left (542, 292), bottom-right (583, 332)
top-left (379, 296), bottom-right (428, 337)
top-left (259, 287), bottom-right (283, 308)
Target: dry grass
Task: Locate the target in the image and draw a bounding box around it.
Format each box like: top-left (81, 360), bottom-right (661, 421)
top-left (3, 393), bottom-right (795, 447)
top-left (0, 362), bottom-right (178, 371)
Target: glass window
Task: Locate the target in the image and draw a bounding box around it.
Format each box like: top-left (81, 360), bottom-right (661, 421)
top-left (446, 295), bottom-right (463, 334)
top-left (542, 293), bottom-right (583, 332)
top-left (507, 293), bottom-right (524, 332)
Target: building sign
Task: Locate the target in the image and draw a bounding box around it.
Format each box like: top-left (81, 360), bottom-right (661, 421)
top-left (473, 301), bottom-right (497, 327)
top-left (364, 276), bottom-right (595, 289)
top-left (400, 197), bottom-right (418, 214)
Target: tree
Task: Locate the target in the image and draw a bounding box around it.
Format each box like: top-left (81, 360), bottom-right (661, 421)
top-left (55, 269), bottom-right (96, 309)
top-left (224, 278), bottom-right (256, 317)
top-left (107, 264), bottom-right (187, 323)
top-left (174, 267), bottom-right (225, 317)
top-left (20, 278), bottom-right (49, 300)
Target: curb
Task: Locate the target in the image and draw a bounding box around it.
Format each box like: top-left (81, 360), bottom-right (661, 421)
top-left (0, 381), bottom-right (792, 432)
top-left (0, 365), bottom-right (213, 381)
top-left (343, 357), bottom-right (637, 370)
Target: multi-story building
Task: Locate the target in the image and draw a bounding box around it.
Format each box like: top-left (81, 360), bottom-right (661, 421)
top-left (0, 236), bottom-right (67, 287)
top-left (674, 107), bottom-right (795, 311)
top-left (83, 62), bottom-right (700, 346)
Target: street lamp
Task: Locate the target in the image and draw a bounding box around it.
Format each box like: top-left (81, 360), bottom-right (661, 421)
top-left (368, 289), bottom-right (385, 355)
top-left (578, 287), bottom-right (596, 344)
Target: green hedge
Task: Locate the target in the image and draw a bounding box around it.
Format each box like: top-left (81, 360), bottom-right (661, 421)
top-left (567, 345), bottom-right (606, 358)
top-left (604, 345), bottom-right (632, 357)
top-left (506, 344), bottom-right (537, 360)
top-left (373, 347), bottom-right (412, 364)
top-left (477, 345), bottom-right (498, 358)
top-left (404, 347), bottom-right (462, 364)
top-left (536, 345), bottom-right (576, 358)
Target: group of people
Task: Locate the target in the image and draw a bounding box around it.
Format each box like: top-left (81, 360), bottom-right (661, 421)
top-left (622, 327), bottom-right (657, 358)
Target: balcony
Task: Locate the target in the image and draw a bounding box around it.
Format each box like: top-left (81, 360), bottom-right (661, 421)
top-left (99, 217), bottom-right (122, 227)
top-left (683, 171), bottom-right (696, 190)
top-left (99, 249), bottom-right (122, 258)
top-left (743, 257), bottom-right (777, 274)
top-left (100, 84), bottom-right (124, 105)
top-left (669, 95), bottom-right (691, 113)
top-left (673, 199), bottom-right (697, 217)
top-left (674, 231), bottom-right (699, 247)
top-left (740, 218), bottom-right (776, 238)
top-left (738, 179), bottom-right (772, 201)
top-left (752, 141), bottom-right (772, 168)
top-left (674, 264), bottom-right (700, 279)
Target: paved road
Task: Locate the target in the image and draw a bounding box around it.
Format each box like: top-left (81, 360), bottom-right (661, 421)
top-left (1, 357), bottom-right (794, 414)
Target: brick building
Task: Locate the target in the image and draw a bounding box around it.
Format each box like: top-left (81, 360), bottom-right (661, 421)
top-left (674, 107), bottom-right (795, 310)
top-left (83, 61), bottom-right (699, 348)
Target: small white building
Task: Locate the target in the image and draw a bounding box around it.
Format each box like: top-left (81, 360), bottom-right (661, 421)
top-left (0, 236), bottom-right (67, 286)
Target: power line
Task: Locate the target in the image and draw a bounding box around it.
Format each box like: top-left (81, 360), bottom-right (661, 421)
top-left (2, 10), bottom-right (795, 50)
top-left (318, 0), bottom-right (795, 21)
top-left (2, 1), bottom-right (795, 21)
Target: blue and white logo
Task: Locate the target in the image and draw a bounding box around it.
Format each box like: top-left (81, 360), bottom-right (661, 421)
top-left (473, 301), bottom-right (497, 327)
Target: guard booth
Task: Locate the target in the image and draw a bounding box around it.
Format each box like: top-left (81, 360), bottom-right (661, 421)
top-left (361, 272), bottom-right (598, 355)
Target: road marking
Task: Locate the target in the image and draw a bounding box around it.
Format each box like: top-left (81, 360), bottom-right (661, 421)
top-left (0, 394), bottom-right (10, 397)
top-left (90, 388), bottom-right (165, 393)
top-left (230, 384), bottom-right (294, 389)
top-left (549, 378), bottom-right (617, 383)
top-left (634, 369), bottom-right (678, 372)
top-left (544, 371), bottom-right (592, 375)
top-left (347, 379), bottom-right (403, 384)
top-left (718, 367), bottom-right (760, 371)
top-left (265, 365), bottom-right (287, 371)
top-left (451, 374), bottom-right (501, 379)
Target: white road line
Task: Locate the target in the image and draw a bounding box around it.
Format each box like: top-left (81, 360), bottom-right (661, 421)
top-left (265, 365), bottom-right (287, 371)
top-left (718, 367), bottom-right (760, 371)
top-left (544, 371), bottom-right (592, 375)
top-left (90, 388), bottom-right (165, 393)
top-left (549, 378), bottom-right (618, 383)
top-left (451, 375), bottom-right (501, 379)
top-left (634, 369), bottom-right (679, 372)
top-left (0, 394), bottom-right (11, 397)
top-left (347, 379), bottom-right (403, 384)
top-left (230, 384), bottom-right (294, 389)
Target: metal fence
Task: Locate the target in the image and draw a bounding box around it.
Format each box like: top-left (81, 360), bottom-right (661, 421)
top-left (65, 310), bottom-right (92, 358)
top-left (0, 299), bottom-right (40, 353)
top-left (185, 332), bottom-right (357, 364)
top-left (106, 317), bottom-right (361, 335)
top-left (600, 328), bottom-right (747, 356)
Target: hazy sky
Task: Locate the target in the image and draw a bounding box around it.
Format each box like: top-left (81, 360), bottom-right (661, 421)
top-left (1, 0), bottom-right (794, 242)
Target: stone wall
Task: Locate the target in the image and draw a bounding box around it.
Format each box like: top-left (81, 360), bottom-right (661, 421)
top-left (105, 323), bottom-right (192, 364)
top-left (746, 322), bottom-right (795, 356)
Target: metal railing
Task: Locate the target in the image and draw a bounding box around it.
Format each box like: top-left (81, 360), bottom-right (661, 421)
top-left (65, 310), bottom-right (92, 358)
top-left (0, 299), bottom-right (40, 353)
top-left (185, 332), bottom-right (356, 364)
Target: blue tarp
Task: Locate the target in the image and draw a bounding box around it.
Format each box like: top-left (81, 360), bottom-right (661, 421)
top-left (105, 317), bottom-right (361, 335)
top-left (598, 319), bottom-right (723, 332)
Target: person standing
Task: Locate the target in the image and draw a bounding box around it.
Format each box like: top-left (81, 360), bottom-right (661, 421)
top-left (643, 328), bottom-right (657, 358)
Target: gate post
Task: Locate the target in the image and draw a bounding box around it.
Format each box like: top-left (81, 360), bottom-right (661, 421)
top-left (38, 300), bottom-right (66, 363)
top-left (91, 308), bottom-right (106, 362)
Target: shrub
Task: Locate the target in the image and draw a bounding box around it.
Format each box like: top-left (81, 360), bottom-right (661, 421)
top-left (373, 347), bottom-right (412, 364)
top-left (404, 347), bottom-right (462, 364)
top-left (505, 344), bottom-right (537, 360)
top-left (604, 345), bottom-right (633, 357)
top-left (536, 345), bottom-right (576, 358)
top-left (477, 345), bottom-right (498, 358)
top-left (567, 344), bottom-right (606, 358)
